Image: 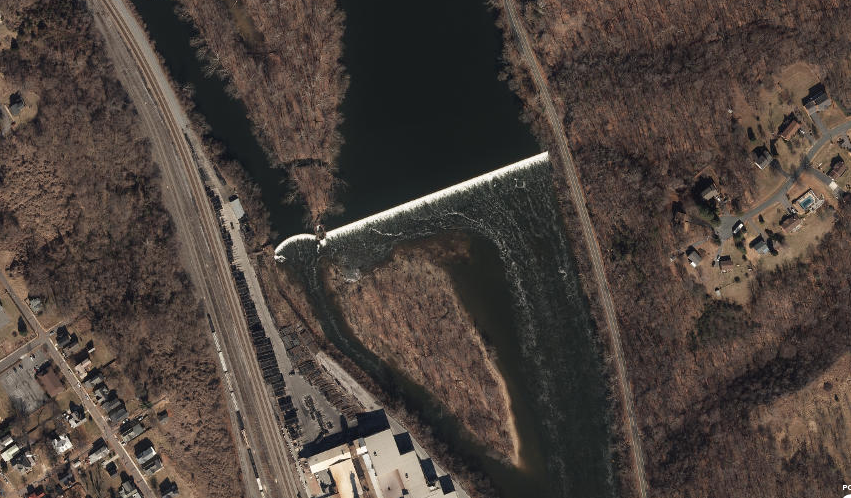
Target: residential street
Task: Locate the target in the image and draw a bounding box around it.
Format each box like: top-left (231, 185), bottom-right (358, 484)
top-left (714, 116), bottom-right (851, 246)
top-left (0, 272), bottom-right (155, 498)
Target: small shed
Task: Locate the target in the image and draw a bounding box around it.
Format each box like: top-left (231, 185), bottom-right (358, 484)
top-left (718, 255), bottom-right (733, 272)
top-left (8, 92), bottom-right (24, 117)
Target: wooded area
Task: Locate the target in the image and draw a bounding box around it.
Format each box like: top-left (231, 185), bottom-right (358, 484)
top-left (324, 237), bottom-right (519, 466)
top-left (174, 0), bottom-right (347, 224)
top-left (493, 0), bottom-right (851, 495)
top-left (0, 1), bottom-right (242, 496)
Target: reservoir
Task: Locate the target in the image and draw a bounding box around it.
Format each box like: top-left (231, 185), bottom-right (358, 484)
top-left (126, 0), bottom-right (615, 497)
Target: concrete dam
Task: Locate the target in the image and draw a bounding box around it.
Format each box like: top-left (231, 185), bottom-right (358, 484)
top-left (274, 151), bottom-right (550, 261)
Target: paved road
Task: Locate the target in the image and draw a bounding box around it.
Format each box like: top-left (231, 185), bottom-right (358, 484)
top-left (88, 1), bottom-right (305, 497)
top-left (0, 333), bottom-right (44, 374)
top-left (501, 2), bottom-right (649, 497)
top-left (0, 273), bottom-right (155, 498)
top-left (736, 118), bottom-right (851, 228)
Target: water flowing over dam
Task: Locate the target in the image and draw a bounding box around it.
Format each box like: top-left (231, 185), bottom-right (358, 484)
top-left (276, 153), bottom-right (615, 498)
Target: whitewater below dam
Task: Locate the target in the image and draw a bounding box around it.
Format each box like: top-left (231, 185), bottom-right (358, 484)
top-left (276, 153), bottom-right (615, 498)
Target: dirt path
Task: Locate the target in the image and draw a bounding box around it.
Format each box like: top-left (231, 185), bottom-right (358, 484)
top-left (500, 2), bottom-right (650, 496)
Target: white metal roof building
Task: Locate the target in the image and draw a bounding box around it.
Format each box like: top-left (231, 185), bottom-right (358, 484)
top-left (302, 411), bottom-right (460, 498)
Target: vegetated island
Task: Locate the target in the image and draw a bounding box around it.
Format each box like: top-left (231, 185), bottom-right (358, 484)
top-left (324, 235), bottom-right (521, 466)
top-left (172, 0), bottom-right (348, 224)
top-left (492, 0), bottom-right (851, 496)
top-left (0, 1), bottom-right (243, 496)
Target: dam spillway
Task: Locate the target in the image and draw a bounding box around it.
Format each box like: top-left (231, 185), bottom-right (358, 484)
top-left (274, 151), bottom-right (550, 261)
top-left (274, 151), bottom-right (616, 498)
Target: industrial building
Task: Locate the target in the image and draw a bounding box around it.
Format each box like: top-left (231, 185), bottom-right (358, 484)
top-left (301, 410), bottom-right (461, 498)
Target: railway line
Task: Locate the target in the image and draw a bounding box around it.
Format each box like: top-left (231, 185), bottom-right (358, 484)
top-left (501, 1), bottom-right (650, 496)
top-left (89, 0), bottom-right (305, 496)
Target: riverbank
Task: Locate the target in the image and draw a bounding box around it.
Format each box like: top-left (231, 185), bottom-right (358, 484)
top-left (323, 234), bottom-right (522, 467)
top-left (275, 155), bottom-right (616, 498)
top-left (170, 0), bottom-right (348, 225)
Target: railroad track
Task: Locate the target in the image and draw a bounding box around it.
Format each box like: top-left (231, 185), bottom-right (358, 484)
top-left (501, 1), bottom-right (650, 496)
top-left (90, 0), bottom-right (304, 496)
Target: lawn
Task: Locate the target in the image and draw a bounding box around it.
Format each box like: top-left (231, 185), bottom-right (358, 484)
top-left (819, 104), bottom-right (849, 129)
top-left (763, 205), bottom-right (836, 271)
top-left (0, 294), bottom-right (29, 356)
top-left (701, 238), bottom-right (753, 305)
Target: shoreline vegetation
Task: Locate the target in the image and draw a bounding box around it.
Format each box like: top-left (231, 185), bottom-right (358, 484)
top-left (172, 0), bottom-right (348, 226)
top-left (146, 0), bottom-right (614, 497)
top-left (323, 235), bottom-right (523, 467)
top-left (490, 0), bottom-right (851, 496)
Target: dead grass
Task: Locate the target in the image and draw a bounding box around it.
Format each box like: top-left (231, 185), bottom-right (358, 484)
top-left (763, 207), bottom-right (836, 271)
top-left (819, 104), bottom-right (849, 129)
top-left (809, 142), bottom-right (845, 174)
top-left (749, 167), bottom-right (787, 207)
top-left (700, 239), bottom-right (753, 304)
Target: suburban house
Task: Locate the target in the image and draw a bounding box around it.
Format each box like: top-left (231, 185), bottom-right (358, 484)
top-left (804, 87), bottom-right (832, 114)
top-left (780, 215), bottom-right (803, 233)
top-left (686, 247), bottom-right (702, 267)
top-left (51, 434), bottom-right (73, 455)
top-left (87, 441), bottom-right (110, 465)
top-left (135, 444), bottom-right (157, 465)
top-left (142, 455), bottom-right (163, 475)
top-left (119, 420), bottom-right (146, 444)
top-left (829, 159), bottom-right (847, 179)
top-left (752, 147), bottom-right (773, 170)
top-left (701, 184), bottom-right (719, 201)
top-left (118, 480), bottom-right (142, 498)
top-left (108, 404), bottom-right (129, 424)
top-left (718, 255), bottom-right (733, 272)
top-left (778, 118), bottom-right (801, 141)
top-left (83, 371), bottom-right (104, 389)
top-left (753, 237), bottom-right (771, 255)
top-left (102, 398), bottom-right (122, 414)
top-left (58, 465), bottom-right (74, 487)
top-left (160, 479), bottom-right (180, 498)
top-left (65, 403), bottom-right (86, 428)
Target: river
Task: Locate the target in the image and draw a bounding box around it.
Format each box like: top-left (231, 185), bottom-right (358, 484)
top-left (127, 0), bottom-right (615, 497)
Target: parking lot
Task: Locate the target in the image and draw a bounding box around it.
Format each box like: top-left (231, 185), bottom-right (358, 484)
top-left (0, 347), bottom-right (49, 414)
